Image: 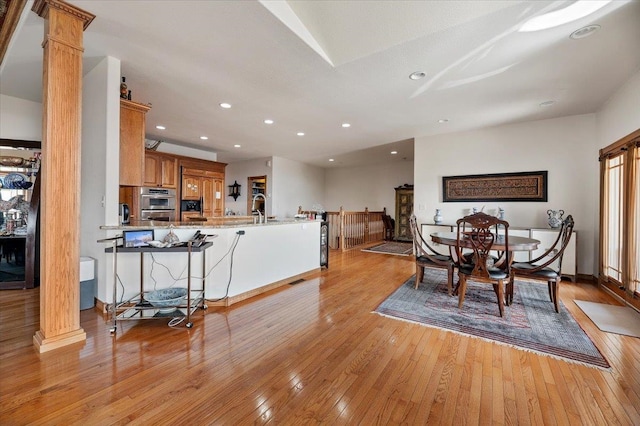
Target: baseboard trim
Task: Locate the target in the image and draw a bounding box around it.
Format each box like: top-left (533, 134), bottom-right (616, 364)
top-left (207, 268), bottom-right (321, 307)
top-left (95, 268), bottom-right (322, 311)
top-left (96, 298), bottom-right (108, 315)
top-left (576, 273), bottom-right (597, 284)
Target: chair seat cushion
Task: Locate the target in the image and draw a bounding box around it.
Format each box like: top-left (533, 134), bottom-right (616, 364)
top-left (417, 254), bottom-right (451, 264)
top-left (512, 262), bottom-right (559, 279)
top-left (459, 263), bottom-right (508, 280)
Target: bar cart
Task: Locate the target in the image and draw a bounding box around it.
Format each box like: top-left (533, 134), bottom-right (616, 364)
top-left (100, 236), bottom-right (213, 332)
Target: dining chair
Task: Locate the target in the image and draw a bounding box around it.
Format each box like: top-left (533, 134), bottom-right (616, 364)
top-left (455, 212), bottom-right (510, 317)
top-left (508, 215), bottom-right (574, 313)
top-left (409, 214), bottom-right (455, 295)
top-left (382, 214), bottom-right (395, 241)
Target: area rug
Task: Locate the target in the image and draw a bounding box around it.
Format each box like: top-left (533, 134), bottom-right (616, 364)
top-left (374, 270), bottom-right (610, 369)
top-left (361, 241), bottom-right (413, 256)
top-left (575, 300), bottom-right (640, 338)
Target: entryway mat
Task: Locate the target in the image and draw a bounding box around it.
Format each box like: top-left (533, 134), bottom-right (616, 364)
top-left (574, 300), bottom-right (640, 338)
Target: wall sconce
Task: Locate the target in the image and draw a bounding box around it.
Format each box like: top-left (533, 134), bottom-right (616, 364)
top-left (228, 180), bottom-right (241, 201)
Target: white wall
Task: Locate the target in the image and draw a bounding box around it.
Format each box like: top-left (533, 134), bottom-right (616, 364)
top-left (272, 156), bottom-right (324, 218)
top-left (414, 114), bottom-right (597, 275)
top-left (596, 69), bottom-right (640, 146)
top-left (324, 160), bottom-right (413, 216)
top-left (156, 143), bottom-right (217, 161)
top-left (81, 56), bottom-right (121, 302)
top-left (0, 95), bottom-right (41, 140)
top-left (593, 68), bottom-right (640, 277)
top-left (225, 157), bottom-right (272, 216)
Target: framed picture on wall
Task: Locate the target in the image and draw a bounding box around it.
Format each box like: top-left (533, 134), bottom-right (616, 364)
top-left (442, 171), bottom-right (548, 202)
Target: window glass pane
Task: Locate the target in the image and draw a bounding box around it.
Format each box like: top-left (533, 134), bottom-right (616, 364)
top-left (633, 150), bottom-right (640, 289)
top-left (605, 155), bottom-right (624, 282)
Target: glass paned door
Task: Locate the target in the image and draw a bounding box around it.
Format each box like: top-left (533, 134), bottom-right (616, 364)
top-left (604, 155), bottom-right (624, 283)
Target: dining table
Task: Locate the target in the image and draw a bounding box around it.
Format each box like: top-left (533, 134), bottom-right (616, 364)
top-left (430, 231), bottom-right (540, 253)
top-left (430, 231), bottom-right (541, 304)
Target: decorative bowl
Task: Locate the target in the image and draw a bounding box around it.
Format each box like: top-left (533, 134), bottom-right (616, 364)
top-left (0, 156), bottom-right (25, 167)
top-left (145, 288), bottom-right (188, 308)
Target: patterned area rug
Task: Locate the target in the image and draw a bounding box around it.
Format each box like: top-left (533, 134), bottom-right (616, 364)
top-left (375, 270), bottom-right (610, 369)
top-left (361, 241), bottom-right (413, 256)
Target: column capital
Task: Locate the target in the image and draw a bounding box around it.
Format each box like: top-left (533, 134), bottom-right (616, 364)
top-left (32, 0), bottom-right (95, 30)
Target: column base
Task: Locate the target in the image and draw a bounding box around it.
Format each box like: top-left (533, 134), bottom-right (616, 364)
top-left (33, 328), bottom-right (86, 353)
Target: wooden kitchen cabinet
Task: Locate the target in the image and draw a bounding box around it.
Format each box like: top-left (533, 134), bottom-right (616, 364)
top-left (202, 178), bottom-right (214, 216)
top-left (182, 175), bottom-right (201, 200)
top-left (179, 159), bottom-right (226, 217)
top-left (144, 151), bottom-right (177, 188)
top-left (213, 178), bottom-right (223, 216)
top-left (119, 99), bottom-right (150, 186)
top-left (184, 176), bottom-right (223, 217)
top-left (202, 178), bottom-right (223, 217)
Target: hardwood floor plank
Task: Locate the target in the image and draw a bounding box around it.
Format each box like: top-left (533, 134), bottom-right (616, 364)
top-left (1, 250), bottom-right (640, 424)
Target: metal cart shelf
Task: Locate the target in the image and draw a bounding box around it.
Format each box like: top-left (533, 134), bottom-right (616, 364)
top-left (102, 240), bottom-right (213, 332)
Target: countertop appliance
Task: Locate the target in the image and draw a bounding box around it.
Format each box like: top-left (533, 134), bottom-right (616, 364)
top-left (181, 199), bottom-right (202, 213)
top-left (139, 187), bottom-right (176, 221)
top-left (119, 203), bottom-right (130, 224)
top-left (320, 221), bottom-right (329, 268)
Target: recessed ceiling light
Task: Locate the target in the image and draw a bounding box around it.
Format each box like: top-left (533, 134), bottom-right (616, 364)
top-left (409, 71), bottom-right (426, 80)
top-left (264, 119), bottom-right (274, 124)
top-left (438, 119), bottom-right (449, 123)
top-left (156, 125), bottom-right (166, 130)
top-left (539, 100), bottom-right (555, 107)
top-left (570, 24), bottom-right (601, 39)
top-left (341, 123), bottom-right (351, 128)
top-left (200, 136), bottom-right (208, 140)
top-left (234, 144), bottom-right (241, 148)
top-left (329, 158), bottom-right (335, 162)
top-left (390, 151), bottom-right (398, 155)
top-left (220, 103), bottom-right (231, 109)
top-left (519, 0), bottom-right (611, 32)
top-left (297, 132), bottom-right (305, 136)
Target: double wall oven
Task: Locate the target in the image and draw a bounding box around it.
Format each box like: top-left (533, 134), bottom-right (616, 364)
top-left (139, 187), bottom-right (177, 221)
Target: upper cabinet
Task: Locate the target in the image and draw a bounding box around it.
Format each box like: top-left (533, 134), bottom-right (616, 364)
top-left (119, 99), bottom-right (151, 186)
top-left (144, 150), bottom-right (177, 189)
top-left (179, 159), bottom-right (226, 217)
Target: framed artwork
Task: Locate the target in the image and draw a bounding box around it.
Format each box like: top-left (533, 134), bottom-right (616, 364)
top-left (443, 171), bottom-right (548, 202)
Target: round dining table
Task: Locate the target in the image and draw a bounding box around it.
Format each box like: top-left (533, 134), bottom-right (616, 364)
top-left (430, 232), bottom-right (541, 306)
top-left (430, 232), bottom-right (540, 252)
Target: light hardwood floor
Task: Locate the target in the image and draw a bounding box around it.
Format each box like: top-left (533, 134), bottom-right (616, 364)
top-left (1, 249), bottom-right (640, 424)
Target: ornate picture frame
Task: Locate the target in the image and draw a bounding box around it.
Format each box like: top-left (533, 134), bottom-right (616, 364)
top-left (442, 171), bottom-right (548, 202)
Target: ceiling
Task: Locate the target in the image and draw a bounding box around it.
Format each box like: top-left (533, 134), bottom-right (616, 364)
top-left (1, 0), bottom-right (639, 168)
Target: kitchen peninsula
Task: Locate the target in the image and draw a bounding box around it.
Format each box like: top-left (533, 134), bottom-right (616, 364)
top-left (99, 218), bottom-right (321, 309)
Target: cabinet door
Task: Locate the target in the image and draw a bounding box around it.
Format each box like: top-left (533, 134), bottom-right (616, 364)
top-left (213, 178), bottom-right (223, 217)
top-left (395, 189), bottom-right (413, 241)
top-left (182, 212), bottom-right (204, 221)
top-left (182, 175), bottom-right (201, 200)
top-left (530, 229), bottom-right (577, 279)
top-left (160, 156), bottom-right (177, 188)
top-left (201, 178), bottom-right (214, 216)
top-left (143, 153), bottom-right (160, 186)
top-left (119, 100), bottom-right (150, 186)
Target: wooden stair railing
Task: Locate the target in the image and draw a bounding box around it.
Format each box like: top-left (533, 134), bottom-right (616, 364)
top-left (298, 206), bottom-right (387, 251)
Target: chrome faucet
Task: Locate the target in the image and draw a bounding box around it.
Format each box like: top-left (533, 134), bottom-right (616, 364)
top-left (251, 193), bottom-right (267, 223)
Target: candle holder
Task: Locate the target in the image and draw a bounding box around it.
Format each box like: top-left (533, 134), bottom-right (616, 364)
top-left (228, 180), bottom-right (241, 200)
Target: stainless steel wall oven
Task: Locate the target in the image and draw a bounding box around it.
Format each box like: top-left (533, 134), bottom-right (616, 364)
top-left (139, 187), bottom-right (177, 221)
